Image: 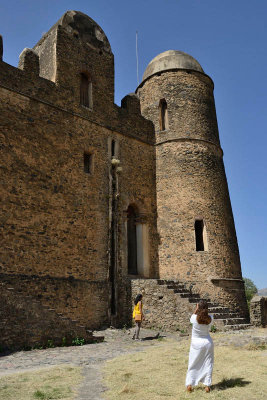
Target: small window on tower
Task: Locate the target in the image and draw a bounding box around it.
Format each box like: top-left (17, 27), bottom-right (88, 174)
top-left (159, 98), bottom-right (169, 131)
top-left (80, 73), bottom-right (93, 109)
top-left (84, 152), bottom-right (93, 174)
top-left (195, 220), bottom-right (205, 251)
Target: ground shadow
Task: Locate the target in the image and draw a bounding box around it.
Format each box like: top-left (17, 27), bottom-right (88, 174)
top-left (213, 377), bottom-right (251, 391)
top-left (0, 349), bottom-right (16, 358)
top-left (141, 333), bottom-right (166, 341)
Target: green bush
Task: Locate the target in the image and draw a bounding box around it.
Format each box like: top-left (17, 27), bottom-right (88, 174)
top-left (71, 337), bottom-right (85, 346)
top-left (243, 277), bottom-right (258, 306)
top-left (210, 324), bottom-right (217, 333)
top-left (46, 339), bottom-right (55, 348)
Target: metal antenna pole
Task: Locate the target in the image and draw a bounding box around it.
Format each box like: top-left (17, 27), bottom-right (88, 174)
top-left (136, 31), bottom-right (139, 85)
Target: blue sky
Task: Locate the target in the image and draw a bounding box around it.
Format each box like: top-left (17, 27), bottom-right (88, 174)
top-left (1, 0), bottom-right (266, 289)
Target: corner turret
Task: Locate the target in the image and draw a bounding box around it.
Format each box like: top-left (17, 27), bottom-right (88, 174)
top-left (137, 49), bottom-right (248, 318)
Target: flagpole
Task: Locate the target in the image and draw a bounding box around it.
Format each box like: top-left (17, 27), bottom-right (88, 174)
top-left (136, 31), bottom-right (139, 86)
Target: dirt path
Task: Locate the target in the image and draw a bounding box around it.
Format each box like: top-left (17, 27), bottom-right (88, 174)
top-left (0, 327), bottom-right (266, 399)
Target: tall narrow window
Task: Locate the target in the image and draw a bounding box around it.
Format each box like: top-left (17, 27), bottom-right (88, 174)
top-left (84, 152), bottom-right (93, 174)
top-left (195, 220), bottom-right (204, 251)
top-left (109, 138), bottom-right (119, 159)
top-left (127, 205), bottom-right (138, 275)
top-left (111, 139), bottom-right (116, 157)
top-left (80, 73), bottom-right (93, 109)
top-left (159, 98), bottom-right (168, 131)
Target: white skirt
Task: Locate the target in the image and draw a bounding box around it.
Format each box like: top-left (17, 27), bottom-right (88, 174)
top-left (185, 336), bottom-right (214, 387)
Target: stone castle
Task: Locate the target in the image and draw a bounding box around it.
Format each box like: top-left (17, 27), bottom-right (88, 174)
top-left (0, 11), bottom-right (249, 349)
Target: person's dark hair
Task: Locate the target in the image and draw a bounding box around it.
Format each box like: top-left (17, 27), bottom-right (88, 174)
top-left (196, 300), bottom-right (211, 325)
top-left (134, 293), bottom-right (143, 305)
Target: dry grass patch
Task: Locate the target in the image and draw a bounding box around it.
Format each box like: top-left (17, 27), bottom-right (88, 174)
top-left (103, 338), bottom-right (267, 400)
top-left (0, 365), bottom-right (82, 400)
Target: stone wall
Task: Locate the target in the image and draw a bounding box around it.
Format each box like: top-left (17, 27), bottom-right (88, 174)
top-left (0, 10), bottom-right (249, 344)
top-left (0, 273), bottom-right (109, 329)
top-left (250, 296), bottom-right (267, 327)
top-left (0, 278), bottom-right (101, 351)
top-left (131, 279), bottom-right (195, 331)
top-left (0, 11), bottom-right (157, 344)
top-left (137, 69), bottom-right (248, 319)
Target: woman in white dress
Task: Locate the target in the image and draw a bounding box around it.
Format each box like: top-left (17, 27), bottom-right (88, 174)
top-left (185, 300), bottom-right (214, 393)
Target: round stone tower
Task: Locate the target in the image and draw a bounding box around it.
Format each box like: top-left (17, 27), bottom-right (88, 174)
top-left (136, 50), bottom-right (248, 317)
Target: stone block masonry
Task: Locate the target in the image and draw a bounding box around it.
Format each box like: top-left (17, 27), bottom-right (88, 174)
top-left (0, 277), bottom-right (104, 351)
top-left (0, 11), bottom-right (157, 349)
top-left (131, 279), bottom-right (250, 331)
top-left (131, 279), bottom-right (195, 331)
top-left (0, 11), bottom-right (249, 349)
top-left (250, 296), bottom-right (267, 327)
top-left (137, 52), bottom-right (249, 321)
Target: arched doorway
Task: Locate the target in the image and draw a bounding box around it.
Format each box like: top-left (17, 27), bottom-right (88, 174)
top-left (127, 205), bottom-right (138, 275)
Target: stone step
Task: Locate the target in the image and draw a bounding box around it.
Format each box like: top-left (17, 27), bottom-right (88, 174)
top-left (215, 317), bottom-right (249, 325)
top-left (167, 285), bottom-right (187, 290)
top-left (185, 297), bottom-right (214, 304)
top-left (206, 302), bottom-right (216, 307)
top-left (158, 280), bottom-right (184, 286)
top-left (223, 324), bottom-right (252, 331)
top-left (180, 293), bottom-right (200, 299)
top-left (213, 312), bottom-right (240, 319)
top-left (173, 288), bottom-right (191, 294)
top-left (209, 306), bottom-right (231, 313)
top-left (188, 297), bottom-right (204, 303)
top-left (156, 278), bottom-right (249, 331)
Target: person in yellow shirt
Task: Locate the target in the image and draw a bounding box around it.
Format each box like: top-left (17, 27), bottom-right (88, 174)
top-left (132, 293), bottom-right (144, 340)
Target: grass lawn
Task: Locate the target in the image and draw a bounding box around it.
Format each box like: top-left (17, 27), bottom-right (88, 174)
top-left (103, 337), bottom-right (267, 400)
top-left (0, 365), bottom-right (82, 400)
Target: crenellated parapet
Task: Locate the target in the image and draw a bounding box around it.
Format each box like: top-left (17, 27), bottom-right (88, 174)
top-left (0, 11), bottom-right (154, 144)
top-left (121, 93), bottom-right (141, 115)
top-left (18, 48), bottom-right (40, 76)
top-left (0, 11), bottom-right (158, 343)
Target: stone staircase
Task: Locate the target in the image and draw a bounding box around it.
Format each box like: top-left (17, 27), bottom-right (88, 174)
top-left (0, 279), bottom-right (104, 351)
top-left (158, 280), bottom-right (251, 330)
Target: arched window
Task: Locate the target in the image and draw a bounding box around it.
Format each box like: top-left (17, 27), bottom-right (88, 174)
top-left (80, 73), bottom-right (93, 109)
top-left (159, 98), bottom-right (168, 131)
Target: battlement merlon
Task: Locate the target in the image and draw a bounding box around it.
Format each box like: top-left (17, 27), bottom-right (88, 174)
top-left (0, 11), bottom-right (155, 145)
top-left (18, 48), bottom-right (40, 76)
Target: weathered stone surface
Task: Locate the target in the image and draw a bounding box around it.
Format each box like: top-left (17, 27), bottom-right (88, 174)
top-left (137, 65), bottom-right (248, 319)
top-left (18, 48), bottom-right (40, 76)
top-left (142, 50), bottom-right (204, 81)
top-left (131, 279), bottom-right (249, 332)
top-left (250, 296), bottom-right (267, 327)
top-left (0, 11), bottom-right (157, 349)
top-left (0, 10), bottom-right (248, 349)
